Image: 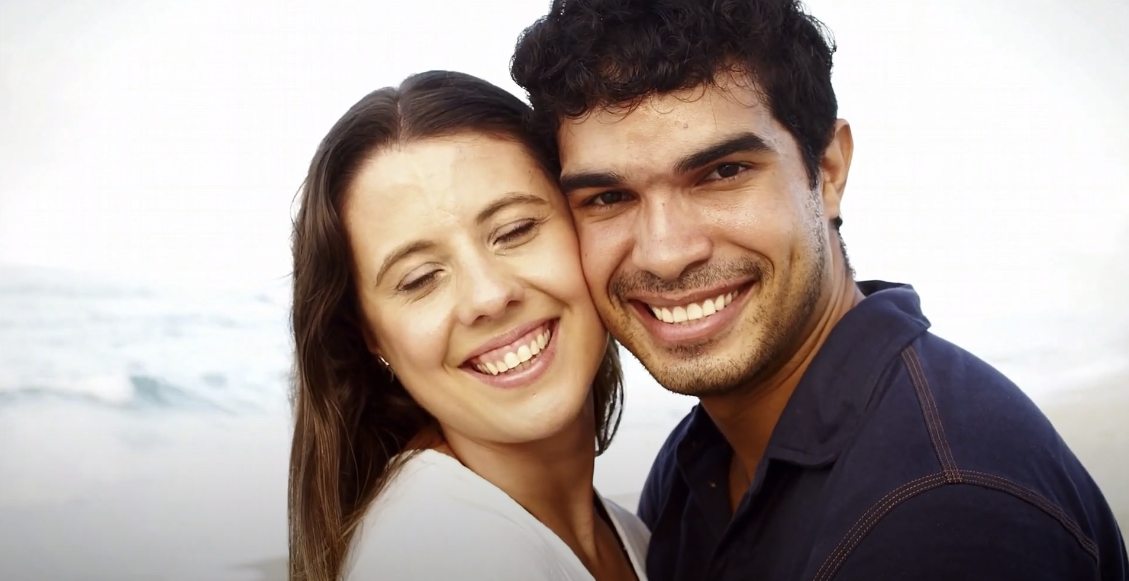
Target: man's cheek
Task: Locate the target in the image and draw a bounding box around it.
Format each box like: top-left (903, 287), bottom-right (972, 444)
top-left (577, 238), bottom-right (606, 281)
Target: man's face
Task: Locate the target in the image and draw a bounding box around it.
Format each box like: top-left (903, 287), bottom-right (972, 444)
top-left (557, 73), bottom-right (846, 397)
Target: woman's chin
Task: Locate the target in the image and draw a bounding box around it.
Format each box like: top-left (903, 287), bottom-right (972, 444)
top-left (491, 393), bottom-right (595, 446)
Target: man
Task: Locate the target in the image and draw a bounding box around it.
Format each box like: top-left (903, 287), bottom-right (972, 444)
top-left (510, 1), bottom-right (1128, 580)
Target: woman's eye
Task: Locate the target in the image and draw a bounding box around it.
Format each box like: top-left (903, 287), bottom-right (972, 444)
top-left (496, 220), bottom-right (538, 245)
top-left (399, 271), bottom-right (438, 292)
top-left (707, 163), bottom-right (748, 181)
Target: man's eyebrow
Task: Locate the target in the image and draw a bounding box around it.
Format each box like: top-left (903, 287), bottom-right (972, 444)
top-left (558, 133), bottom-right (772, 195)
top-left (374, 192), bottom-right (547, 286)
top-left (672, 132), bottom-right (774, 175)
top-left (558, 170), bottom-right (626, 197)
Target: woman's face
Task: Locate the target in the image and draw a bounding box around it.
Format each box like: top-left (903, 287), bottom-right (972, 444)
top-left (343, 133), bottom-right (608, 447)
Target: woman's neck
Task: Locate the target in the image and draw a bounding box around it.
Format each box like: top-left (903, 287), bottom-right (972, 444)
top-left (436, 405), bottom-right (603, 564)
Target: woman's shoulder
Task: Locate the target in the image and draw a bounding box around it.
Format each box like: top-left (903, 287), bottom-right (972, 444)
top-left (599, 495), bottom-right (652, 576)
top-left (353, 449), bottom-right (536, 536)
top-left (344, 450), bottom-right (564, 580)
top-left (358, 450), bottom-right (517, 522)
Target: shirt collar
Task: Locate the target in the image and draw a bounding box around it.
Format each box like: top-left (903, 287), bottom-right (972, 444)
top-left (677, 280), bottom-right (932, 468)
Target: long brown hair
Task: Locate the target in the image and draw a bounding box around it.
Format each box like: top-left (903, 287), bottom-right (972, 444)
top-left (287, 70), bottom-right (624, 581)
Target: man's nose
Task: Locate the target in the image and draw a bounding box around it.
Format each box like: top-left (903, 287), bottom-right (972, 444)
top-left (631, 198), bottom-right (712, 281)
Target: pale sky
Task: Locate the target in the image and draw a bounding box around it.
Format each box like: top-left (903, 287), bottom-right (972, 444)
top-left (2, 0), bottom-right (1127, 321)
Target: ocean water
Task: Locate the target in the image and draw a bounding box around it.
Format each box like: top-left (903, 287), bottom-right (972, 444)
top-left (0, 265), bottom-right (1125, 581)
top-left (3, 266), bottom-right (1125, 418)
top-left (0, 267), bottom-right (299, 580)
top-left (0, 267), bottom-right (294, 416)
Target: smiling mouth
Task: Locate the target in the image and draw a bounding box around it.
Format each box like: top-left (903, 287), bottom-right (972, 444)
top-left (640, 286), bottom-right (749, 324)
top-left (464, 320), bottom-right (556, 376)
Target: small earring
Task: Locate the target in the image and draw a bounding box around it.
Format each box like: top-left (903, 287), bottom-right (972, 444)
top-left (378, 355), bottom-right (394, 379)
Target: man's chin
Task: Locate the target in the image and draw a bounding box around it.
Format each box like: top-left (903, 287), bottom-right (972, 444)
top-left (632, 343), bottom-right (754, 397)
top-left (608, 308), bottom-right (751, 388)
top-left (648, 366), bottom-right (747, 398)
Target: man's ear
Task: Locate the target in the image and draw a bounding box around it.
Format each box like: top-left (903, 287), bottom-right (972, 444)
top-left (819, 119), bottom-right (854, 224)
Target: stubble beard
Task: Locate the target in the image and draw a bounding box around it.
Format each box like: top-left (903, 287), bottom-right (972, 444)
top-left (608, 218), bottom-right (830, 398)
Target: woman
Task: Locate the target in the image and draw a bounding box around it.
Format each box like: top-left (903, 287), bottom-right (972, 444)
top-left (288, 70), bottom-right (649, 581)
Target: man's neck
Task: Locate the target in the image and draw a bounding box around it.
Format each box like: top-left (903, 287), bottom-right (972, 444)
top-left (700, 256), bottom-right (865, 487)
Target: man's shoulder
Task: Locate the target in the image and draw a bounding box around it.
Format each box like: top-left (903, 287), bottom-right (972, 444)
top-left (829, 482), bottom-right (1113, 581)
top-left (900, 331), bottom-right (1066, 462)
top-left (901, 329), bottom-right (1021, 392)
top-left (859, 330), bottom-right (1107, 508)
top-left (832, 330), bottom-right (1127, 578)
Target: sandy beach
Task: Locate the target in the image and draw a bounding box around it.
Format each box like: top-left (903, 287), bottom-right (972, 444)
top-left (1034, 375), bottom-right (1129, 529)
top-left (251, 372), bottom-right (1129, 581)
top-left (0, 408), bottom-right (293, 581)
top-left (0, 372), bottom-right (1123, 581)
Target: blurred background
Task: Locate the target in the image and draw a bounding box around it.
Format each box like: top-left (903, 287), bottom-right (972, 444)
top-left (1, 0), bottom-right (1126, 579)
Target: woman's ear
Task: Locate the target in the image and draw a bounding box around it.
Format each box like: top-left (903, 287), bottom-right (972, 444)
top-left (358, 320), bottom-right (388, 364)
top-left (355, 311), bottom-right (393, 373)
top-left (361, 325), bottom-right (377, 352)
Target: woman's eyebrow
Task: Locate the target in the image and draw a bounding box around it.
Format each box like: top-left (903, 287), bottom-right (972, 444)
top-left (475, 191), bottom-right (548, 225)
top-left (375, 240), bottom-right (435, 287)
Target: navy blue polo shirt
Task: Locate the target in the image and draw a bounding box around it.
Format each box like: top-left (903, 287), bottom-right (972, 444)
top-left (637, 280), bottom-right (1127, 581)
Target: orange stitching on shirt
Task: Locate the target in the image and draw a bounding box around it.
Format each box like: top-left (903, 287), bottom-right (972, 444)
top-left (902, 347), bottom-right (961, 481)
top-left (961, 470), bottom-right (1098, 559)
top-left (811, 473), bottom-right (948, 581)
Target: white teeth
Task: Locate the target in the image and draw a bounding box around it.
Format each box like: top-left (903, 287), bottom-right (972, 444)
top-left (473, 328), bottom-right (553, 376)
top-left (648, 291), bottom-right (737, 325)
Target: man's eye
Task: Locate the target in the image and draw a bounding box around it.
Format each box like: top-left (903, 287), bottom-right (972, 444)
top-left (707, 163), bottom-right (748, 181)
top-left (586, 190), bottom-right (630, 207)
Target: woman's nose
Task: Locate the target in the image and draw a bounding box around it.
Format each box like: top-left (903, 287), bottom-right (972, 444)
top-left (455, 257), bottom-right (526, 327)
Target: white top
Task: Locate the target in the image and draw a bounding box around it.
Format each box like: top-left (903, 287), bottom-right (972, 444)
top-left (344, 449), bottom-right (650, 581)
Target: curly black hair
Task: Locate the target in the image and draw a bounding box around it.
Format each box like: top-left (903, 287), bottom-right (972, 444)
top-left (510, 0), bottom-right (839, 199)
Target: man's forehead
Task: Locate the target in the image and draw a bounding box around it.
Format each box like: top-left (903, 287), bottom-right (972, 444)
top-left (556, 80), bottom-right (777, 171)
